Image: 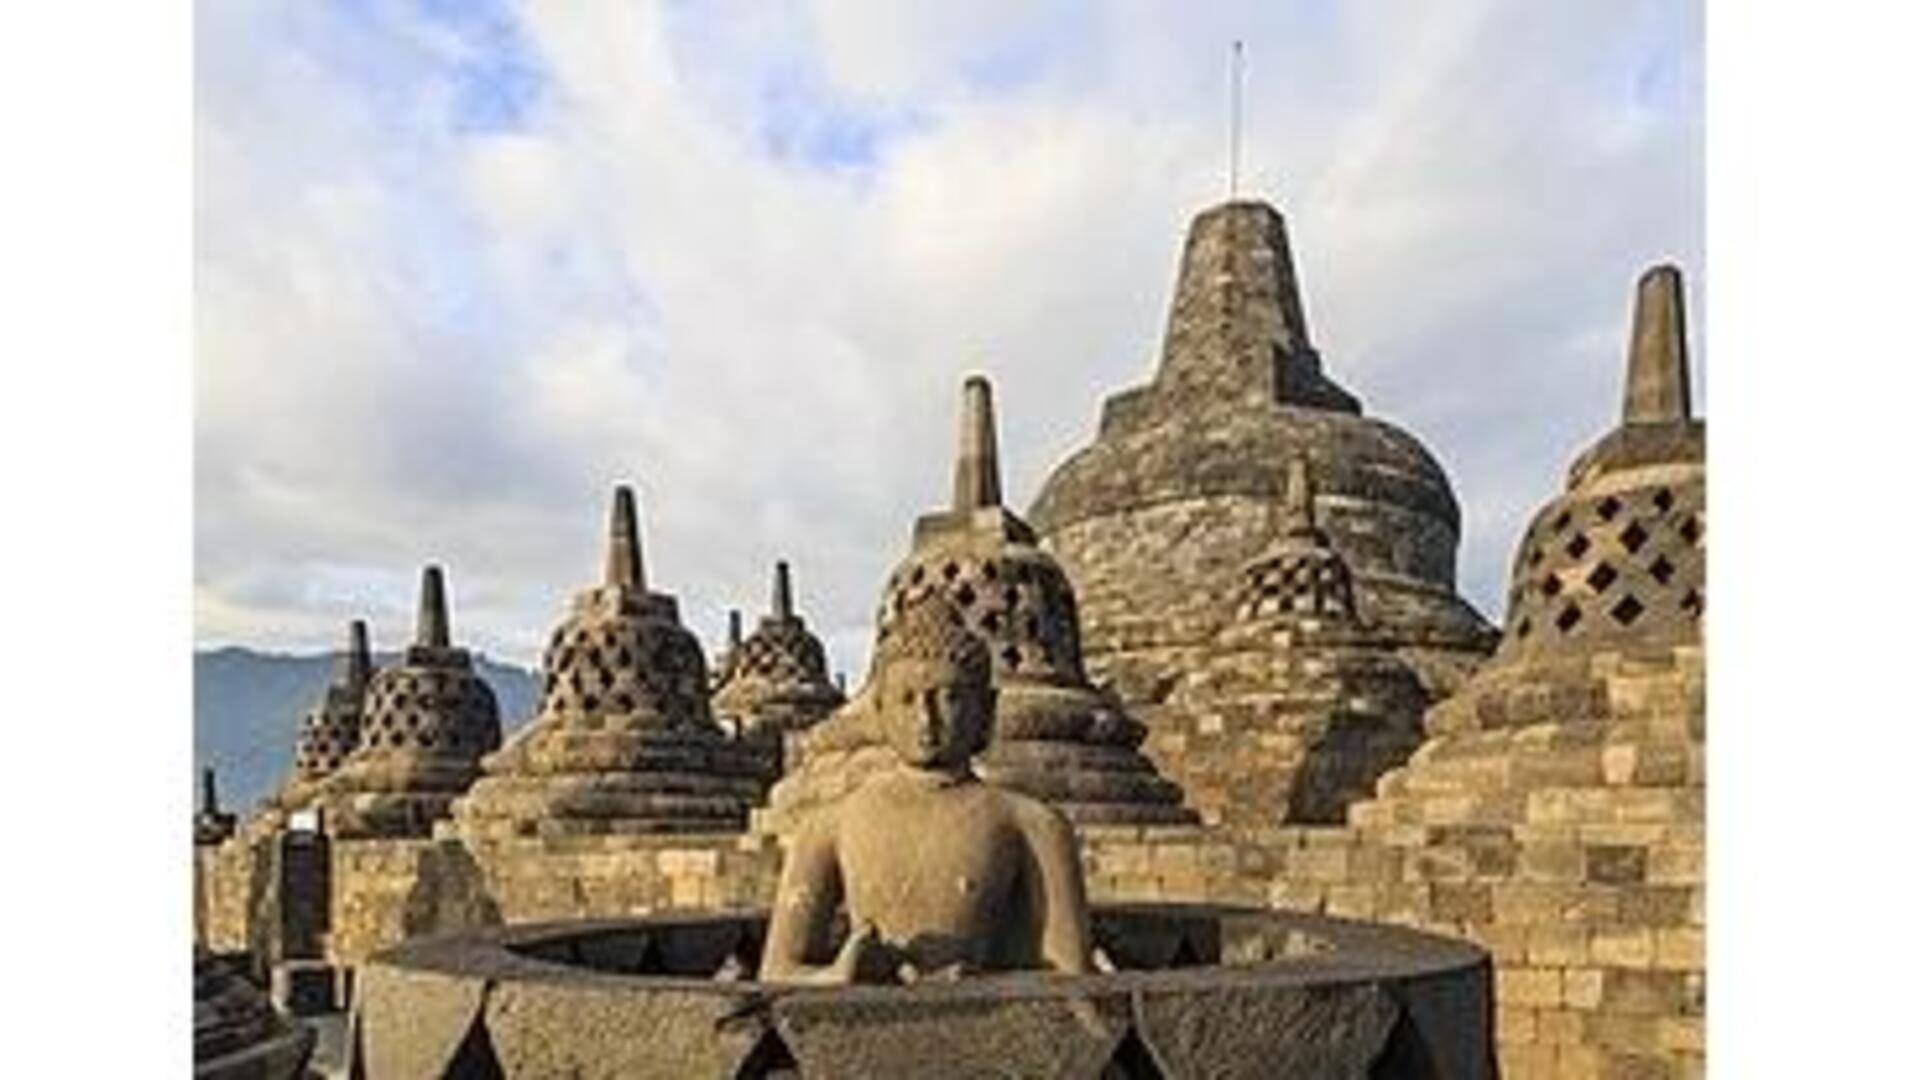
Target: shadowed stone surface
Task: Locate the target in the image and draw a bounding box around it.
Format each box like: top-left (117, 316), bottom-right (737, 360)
top-left (1030, 200), bottom-right (1495, 712)
top-left (350, 908), bottom-right (1492, 1079)
top-left (193, 949), bottom-right (314, 1080)
top-left (450, 487), bottom-right (767, 839)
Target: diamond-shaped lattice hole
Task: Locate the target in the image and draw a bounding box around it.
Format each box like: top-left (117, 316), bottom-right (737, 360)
top-left (955, 583), bottom-right (977, 608)
top-left (1596, 495), bottom-right (1622, 521)
top-left (1679, 516), bottom-right (1702, 546)
top-left (981, 612), bottom-right (1001, 633)
top-left (1528, 547), bottom-right (1544, 567)
top-left (1515, 617), bottom-right (1533, 640)
top-left (1681, 589), bottom-right (1704, 615)
top-left (1541, 573), bottom-right (1563, 598)
top-left (1610, 595), bottom-right (1645, 625)
top-left (1555, 604), bottom-right (1583, 632)
top-left (1621, 521), bottom-right (1650, 554)
top-left (942, 562), bottom-right (960, 580)
top-left (1587, 562), bottom-right (1618, 593)
top-left (981, 562), bottom-right (999, 581)
top-left (1653, 487), bottom-right (1675, 514)
top-left (1649, 555), bottom-right (1675, 585)
top-left (1565, 533), bottom-right (1591, 559)
top-left (1552, 510), bottom-right (1572, 533)
top-left (1000, 645), bottom-right (1022, 670)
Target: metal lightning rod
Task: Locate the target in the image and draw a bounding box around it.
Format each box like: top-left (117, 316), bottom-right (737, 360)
top-left (1228, 40), bottom-right (1245, 199)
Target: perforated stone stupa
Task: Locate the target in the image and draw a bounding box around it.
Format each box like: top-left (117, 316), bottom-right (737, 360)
top-left (293, 619), bottom-right (373, 784)
top-left (711, 560), bottom-right (844, 754)
top-left (1157, 456), bottom-right (1431, 828)
top-left (450, 486), bottom-right (767, 838)
top-left (1343, 264), bottom-right (1705, 1078)
top-left (769, 377), bottom-right (1193, 828)
top-left (316, 566), bottom-right (502, 839)
top-left (1030, 199), bottom-right (1496, 708)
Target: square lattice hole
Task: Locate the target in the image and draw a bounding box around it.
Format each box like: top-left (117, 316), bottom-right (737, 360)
top-left (1621, 521), bottom-right (1650, 554)
top-left (1514, 617), bottom-right (1533, 640)
top-left (1649, 555), bottom-right (1676, 585)
top-left (1528, 546), bottom-right (1544, 567)
top-left (1555, 604), bottom-right (1584, 632)
top-left (1565, 533), bottom-right (1591, 559)
top-left (1681, 589), bottom-right (1704, 615)
top-left (1541, 573), bottom-right (1563, 597)
top-left (1552, 510), bottom-right (1573, 534)
top-left (1679, 516), bottom-right (1702, 546)
top-left (1587, 562), bottom-right (1618, 593)
top-left (1596, 495), bottom-right (1622, 521)
top-left (1610, 595), bottom-right (1645, 625)
top-left (1653, 487), bottom-right (1675, 514)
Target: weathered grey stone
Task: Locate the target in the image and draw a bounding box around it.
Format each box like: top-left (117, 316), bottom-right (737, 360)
top-left (773, 982), bottom-right (1133, 1079)
top-left (1131, 975), bottom-right (1399, 1080)
top-left (351, 960), bottom-right (488, 1080)
top-left (484, 979), bottom-right (768, 1079)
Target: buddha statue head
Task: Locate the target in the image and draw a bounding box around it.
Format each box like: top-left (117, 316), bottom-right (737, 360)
top-left (872, 597), bottom-right (995, 771)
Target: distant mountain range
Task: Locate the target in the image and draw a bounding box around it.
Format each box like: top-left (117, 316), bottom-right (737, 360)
top-left (193, 647), bottom-right (540, 813)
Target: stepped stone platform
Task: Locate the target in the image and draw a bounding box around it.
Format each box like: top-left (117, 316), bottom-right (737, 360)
top-left (349, 907), bottom-right (1492, 1079)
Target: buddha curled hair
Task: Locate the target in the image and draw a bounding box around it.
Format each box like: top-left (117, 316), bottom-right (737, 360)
top-left (876, 595), bottom-right (992, 689)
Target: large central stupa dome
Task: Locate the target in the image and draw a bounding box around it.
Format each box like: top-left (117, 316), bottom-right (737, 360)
top-left (1030, 199), bottom-right (1496, 705)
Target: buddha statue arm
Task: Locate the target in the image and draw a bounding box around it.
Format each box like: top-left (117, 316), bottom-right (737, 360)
top-left (1017, 802), bottom-right (1096, 975)
top-left (760, 814), bottom-right (870, 984)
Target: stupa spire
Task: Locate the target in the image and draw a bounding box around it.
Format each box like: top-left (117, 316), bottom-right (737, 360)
top-left (951, 375), bottom-right (1003, 511)
top-left (728, 609), bottom-right (744, 650)
top-left (200, 766), bottom-right (220, 816)
top-left (1282, 456), bottom-right (1317, 534)
top-left (1622, 264), bottom-right (1692, 425)
top-left (416, 565), bottom-right (450, 649)
top-left (605, 485), bottom-right (647, 590)
top-left (772, 560), bottom-right (794, 620)
top-left (339, 618), bottom-right (372, 690)
top-left (1151, 201), bottom-right (1359, 415)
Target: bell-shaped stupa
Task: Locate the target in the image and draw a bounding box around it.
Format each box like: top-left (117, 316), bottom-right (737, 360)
top-left (450, 486), bottom-right (768, 838)
top-left (767, 377), bottom-right (1193, 829)
top-left (711, 560), bottom-right (844, 756)
top-left (317, 566), bottom-right (502, 838)
top-left (1344, 265), bottom-right (1705, 1077)
top-left (1157, 457), bottom-right (1430, 826)
top-left (1031, 199), bottom-right (1496, 708)
top-left (294, 619), bottom-right (374, 782)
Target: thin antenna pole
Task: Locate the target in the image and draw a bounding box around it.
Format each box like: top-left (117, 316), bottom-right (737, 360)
top-left (1228, 40), bottom-right (1245, 199)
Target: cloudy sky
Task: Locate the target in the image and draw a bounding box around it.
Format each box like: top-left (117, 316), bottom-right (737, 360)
top-left (196, 0), bottom-right (1703, 679)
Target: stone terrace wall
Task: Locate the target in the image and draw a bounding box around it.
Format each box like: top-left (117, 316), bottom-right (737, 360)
top-left (324, 833), bottom-right (784, 966)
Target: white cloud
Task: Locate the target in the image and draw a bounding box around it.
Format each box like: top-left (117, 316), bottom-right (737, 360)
top-left (196, 0), bottom-right (1702, 681)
